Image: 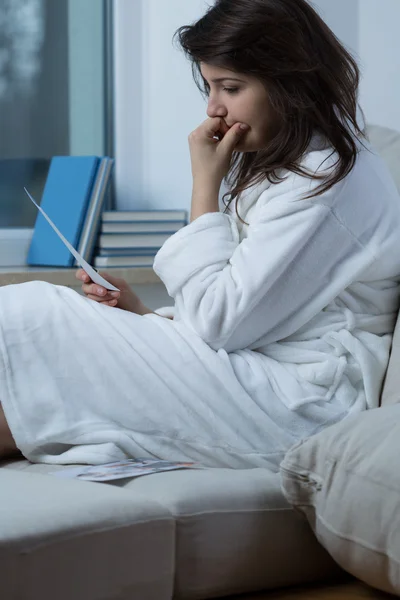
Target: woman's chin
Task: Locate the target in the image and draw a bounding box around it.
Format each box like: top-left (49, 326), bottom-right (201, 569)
top-left (235, 139), bottom-right (247, 151)
top-left (235, 132), bottom-right (264, 152)
top-left (235, 140), bottom-right (256, 153)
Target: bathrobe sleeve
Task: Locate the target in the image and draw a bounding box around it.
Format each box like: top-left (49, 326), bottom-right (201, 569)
top-left (152, 176), bottom-right (377, 352)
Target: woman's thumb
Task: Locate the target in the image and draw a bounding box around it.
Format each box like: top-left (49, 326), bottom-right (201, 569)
top-left (98, 271), bottom-right (121, 287)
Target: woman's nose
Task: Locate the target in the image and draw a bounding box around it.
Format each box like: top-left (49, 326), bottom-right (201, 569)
top-left (207, 99), bottom-right (227, 119)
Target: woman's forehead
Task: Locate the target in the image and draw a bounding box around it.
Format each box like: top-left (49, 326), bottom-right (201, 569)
top-left (200, 62), bottom-right (247, 82)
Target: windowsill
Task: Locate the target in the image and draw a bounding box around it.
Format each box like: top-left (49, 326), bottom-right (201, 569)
top-left (0, 267), bottom-right (161, 287)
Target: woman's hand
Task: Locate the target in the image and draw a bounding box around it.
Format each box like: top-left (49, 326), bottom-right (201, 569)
top-left (76, 269), bottom-right (146, 315)
top-left (188, 117), bottom-right (249, 188)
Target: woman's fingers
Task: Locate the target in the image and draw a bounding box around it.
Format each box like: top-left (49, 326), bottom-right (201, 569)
top-left (76, 269), bottom-right (121, 309)
top-left (205, 117), bottom-right (230, 141)
top-left (78, 268), bottom-right (126, 293)
top-left (76, 269), bottom-right (91, 283)
top-left (86, 294), bottom-right (118, 306)
top-left (219, 118), bottom-right (230, 139)
top-left (77, 269), bottom-right (127, 310)
top-left (83, 283), bottom-right (107, 297)
top-left (82, 283), bottom-right (120, 300)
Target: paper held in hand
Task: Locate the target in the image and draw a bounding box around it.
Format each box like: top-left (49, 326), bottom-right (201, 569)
top-left (24, 187), bottom-right (119, 292)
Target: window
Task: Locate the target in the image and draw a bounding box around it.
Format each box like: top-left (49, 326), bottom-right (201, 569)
top-left (0, 0), bottom-right (113, 265)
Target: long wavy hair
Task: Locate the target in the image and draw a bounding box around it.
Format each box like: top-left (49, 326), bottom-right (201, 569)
top-left (174, 0), bottom-right (366, 224)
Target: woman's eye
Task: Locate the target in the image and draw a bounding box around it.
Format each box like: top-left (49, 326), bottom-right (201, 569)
top-left (223, 87), bottom-right (239, 95)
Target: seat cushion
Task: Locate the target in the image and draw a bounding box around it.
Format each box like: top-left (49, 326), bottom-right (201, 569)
top-left (2, 458), bottom-right (342, 599)
top-left (0, 467), bottom-right (174, 600)
top-left (366, 124), bottom-right (400, 407)
top-left (280, 403), bottom-right (400, 597)
top-left (381, 308), bottom-right (400, 406)
top-left (366, 124), bottom-right (400, 193)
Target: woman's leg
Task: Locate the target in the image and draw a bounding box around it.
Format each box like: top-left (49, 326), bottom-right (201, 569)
top-left (0, 403), bottom-right (21, 460)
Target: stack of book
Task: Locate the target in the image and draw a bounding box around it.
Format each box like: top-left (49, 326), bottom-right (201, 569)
top-left (26, 155), bottom-right (187, 270)
top-left (93, 209), bottom-right (188, 269)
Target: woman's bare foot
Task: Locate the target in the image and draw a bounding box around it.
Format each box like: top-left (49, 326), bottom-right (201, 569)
top-left (0, 403), bottom-right (22, 460)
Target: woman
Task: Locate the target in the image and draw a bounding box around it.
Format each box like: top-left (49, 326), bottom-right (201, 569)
top-left (1, 0), bottom-right (400, 470)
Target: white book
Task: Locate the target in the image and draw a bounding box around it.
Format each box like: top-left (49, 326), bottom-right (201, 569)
top-left (94, 255), bottom-right (155, 268)
top-left (98, 232), bottom-right (172, 249)
top-left (102, 210), bottom-right (187, 223)
top-left (101, 221), bottom-right (185, 234)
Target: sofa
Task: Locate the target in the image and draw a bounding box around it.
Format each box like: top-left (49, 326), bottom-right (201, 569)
top-left (1, 124), bottom-right (399, 600)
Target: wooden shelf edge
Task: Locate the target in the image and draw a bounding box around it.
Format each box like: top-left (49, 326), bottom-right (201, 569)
top-left (0, 267), bottom-right (161, 287)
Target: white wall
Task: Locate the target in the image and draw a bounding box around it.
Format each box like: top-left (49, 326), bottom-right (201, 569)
top-left (312, 0), bottom-right (359, 55)
top-left (114, 0), bottom-right (210, 210)
top-left (114, 0), bottom-right (399, 211)
top-left (315, 0), bottom-right (400, 133)
top-left (358, 0), bottom-right (400, 132)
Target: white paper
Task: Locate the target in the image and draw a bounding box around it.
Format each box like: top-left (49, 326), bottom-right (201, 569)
top-left (24, 187), bottom-right (119, 292)
top-left (50, 458), bottom-right (198, 482)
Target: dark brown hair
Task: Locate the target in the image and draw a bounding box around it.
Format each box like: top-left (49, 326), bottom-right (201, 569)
top-left (174, 0), bottom-right (366, 224)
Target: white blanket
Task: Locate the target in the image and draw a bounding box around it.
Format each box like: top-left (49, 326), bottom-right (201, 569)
top-left (1, 136), bottom-right (400, 469)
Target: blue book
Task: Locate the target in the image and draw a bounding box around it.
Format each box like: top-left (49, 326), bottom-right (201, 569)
top-left (28, 156), bottom-right (100, 267)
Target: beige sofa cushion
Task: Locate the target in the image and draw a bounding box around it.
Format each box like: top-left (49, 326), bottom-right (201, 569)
top-left (0, 468), bottom-right (174, 600)
top-left (280, 403), bottom-right (400, 596)
top-left (119, 467), bottom-right (344, 599)
top-left (2, 459), bottom-right (343, 599)
top-left (381, 308), bottom-right (400, 406)
top-left (366, 123), bottom-right (400, 407)
top-left (366, 124), bottom-right (400, 193)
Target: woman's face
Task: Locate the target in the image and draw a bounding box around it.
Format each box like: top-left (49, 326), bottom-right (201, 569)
top-left (200, 62), bottom-right (276, 152)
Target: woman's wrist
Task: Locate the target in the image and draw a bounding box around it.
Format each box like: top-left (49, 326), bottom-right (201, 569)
top-left (135, 301), bottom-right (173, 320)
top-left (190, 180), bottom-right (221, 223)
top-left (135, 301), bottom-right (154, 316)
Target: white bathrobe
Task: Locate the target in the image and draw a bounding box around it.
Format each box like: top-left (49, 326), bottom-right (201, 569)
top-left (1, 135), bottom-right (400, 470)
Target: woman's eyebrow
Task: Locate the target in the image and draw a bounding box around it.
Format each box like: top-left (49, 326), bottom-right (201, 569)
top-left (210, 77), bottom-right (246, 83)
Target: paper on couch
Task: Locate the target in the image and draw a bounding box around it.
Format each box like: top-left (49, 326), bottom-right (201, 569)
top-left (50, 458), bottom-right (198, 482)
